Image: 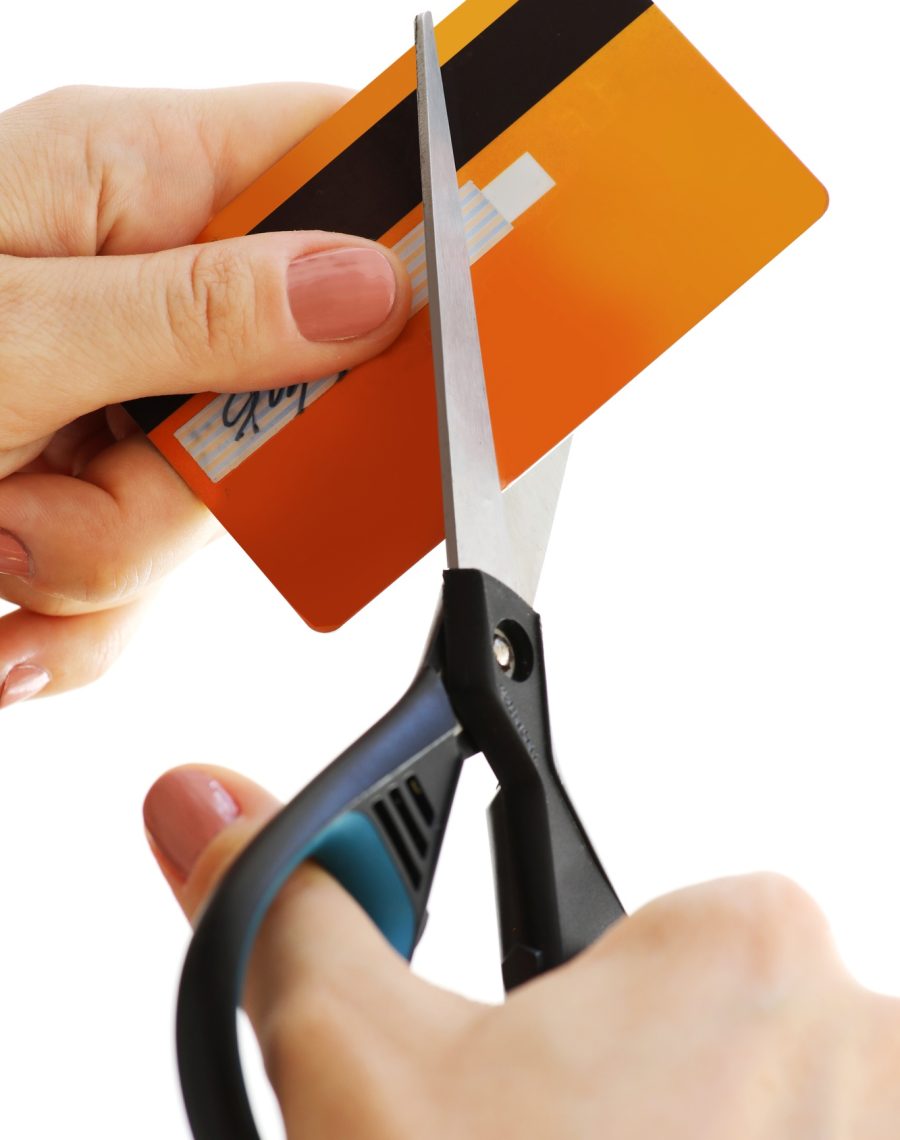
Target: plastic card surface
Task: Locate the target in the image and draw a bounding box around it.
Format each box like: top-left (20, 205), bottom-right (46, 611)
top-left (128, 0), bottom-right (827, 630)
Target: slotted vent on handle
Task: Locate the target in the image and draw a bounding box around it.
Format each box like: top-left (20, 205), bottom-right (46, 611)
top-left (371, 779), bottom-right (439, 892)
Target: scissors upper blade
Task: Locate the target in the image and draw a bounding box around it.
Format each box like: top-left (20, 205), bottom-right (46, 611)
top-left (415, 11), bottom-right (525, 597)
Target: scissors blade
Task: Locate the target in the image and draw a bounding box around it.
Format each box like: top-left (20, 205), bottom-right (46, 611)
top-left (503, 436), bottom-right (571, 604)
top-left (415, 11), bottom-right (526, 598)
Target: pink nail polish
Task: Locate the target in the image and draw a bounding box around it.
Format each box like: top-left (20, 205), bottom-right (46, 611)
top-left (0, 664), bottom-right (50, 709)
top-left (0, 530), bottom-right (32, 577)
top-left (143, 769), bottom-right (240, 881)
top-left (287, 247), bottom-right (397, 342)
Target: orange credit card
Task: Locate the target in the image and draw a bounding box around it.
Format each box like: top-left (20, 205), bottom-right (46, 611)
top-left (127, 0), bottom-right (827, 631)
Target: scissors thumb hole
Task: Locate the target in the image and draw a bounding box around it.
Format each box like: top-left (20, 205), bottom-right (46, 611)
top-left (143, 765), bottom-right (421, 1022)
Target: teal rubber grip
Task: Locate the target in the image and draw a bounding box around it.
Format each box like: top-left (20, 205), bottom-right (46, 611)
top-left (306, 811), bottom-right (416, 957)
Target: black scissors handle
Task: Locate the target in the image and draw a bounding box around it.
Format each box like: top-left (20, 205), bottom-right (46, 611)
top-left (177, 570), bottom-right (623, 1139)
top-left (177, 637), bottom-right (469, 1140)
top-left (442, 570), bottom-right (625, 988)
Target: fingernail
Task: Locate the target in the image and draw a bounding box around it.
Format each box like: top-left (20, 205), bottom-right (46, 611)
top-left (0, 530), bottom-right (32, 577)
top-left (0, 664), bottom-right (50, 709)
top-left (143, 770), bottom-right (240, 881)
top-left (287, 247), bottom-right (397, 341)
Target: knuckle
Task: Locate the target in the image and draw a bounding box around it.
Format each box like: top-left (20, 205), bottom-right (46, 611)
top-left (700, 874), bottom-right (835, 990)
top-left (63, 504), bottom-right (153, 606)
top-left (28, 85), bottom-right (95, 110)
top-left (80, 557), bottom-right (151, 607)
top-left (163, 243), bottom-right (257, 368)
top-left (614, 874), bottom-right (834, 995)
top-left (724, 871), bottom-right (823, 924)
top-left (712, 872), bottom-right (829, 943)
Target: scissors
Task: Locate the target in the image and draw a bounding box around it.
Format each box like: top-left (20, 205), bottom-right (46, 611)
top-left (175, 13), bottom-right (625, 1138)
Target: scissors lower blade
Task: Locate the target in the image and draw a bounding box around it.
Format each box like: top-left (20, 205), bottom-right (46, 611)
top-left (503, 436), bottom-right (571, 606)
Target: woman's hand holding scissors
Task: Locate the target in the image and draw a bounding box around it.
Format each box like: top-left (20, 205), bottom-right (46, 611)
top-left (146, 762), bottom-right (900, 1140)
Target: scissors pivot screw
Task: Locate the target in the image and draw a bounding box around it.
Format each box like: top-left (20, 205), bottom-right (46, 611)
top-left (491, 619), bottom-right (535, 682)
top-left (492, 630), bottom-right (516, 675)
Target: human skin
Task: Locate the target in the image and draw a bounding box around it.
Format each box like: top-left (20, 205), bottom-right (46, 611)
top-left (145, 763), bottom-right (900, 1140)
top-left (5, 85), bottom-right (898, 1138)
top-left (0, 84), bottom-right (411, 706)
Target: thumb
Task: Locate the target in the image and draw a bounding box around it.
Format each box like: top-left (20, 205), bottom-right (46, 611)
top-left (0, 233), bottom-right (409, 445)
top-left (142, 765), bottom-right (473, 1134)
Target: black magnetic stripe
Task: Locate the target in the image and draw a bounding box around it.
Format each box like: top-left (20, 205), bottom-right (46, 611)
top-left (127, 393), bottom-right (191, 430)
top-left (253, 0), bottom-right (652, 240)
top-left (127, 0), bottom-right (652, 432)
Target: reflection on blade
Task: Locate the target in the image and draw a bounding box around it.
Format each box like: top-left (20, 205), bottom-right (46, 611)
top-left (415, 11), bottom-right (524, 598)
top-left (503, 437), bottom-right (571, 605)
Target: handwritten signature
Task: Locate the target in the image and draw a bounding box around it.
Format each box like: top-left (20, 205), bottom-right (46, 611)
top-left (220, 373), bottom-right (347, 442)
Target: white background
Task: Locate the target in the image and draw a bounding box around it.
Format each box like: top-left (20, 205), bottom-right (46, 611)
top-left (0, 0), bottom-right (898, 1136)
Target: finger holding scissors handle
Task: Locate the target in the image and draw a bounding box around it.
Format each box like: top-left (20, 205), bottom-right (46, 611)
top-left (176, 640), bottom-right (470, 1140)
top-left (177, 574), bottom-right (622, 1138)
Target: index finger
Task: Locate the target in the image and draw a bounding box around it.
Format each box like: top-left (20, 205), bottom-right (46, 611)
top-left (0, 83), bottom-right (351, 257)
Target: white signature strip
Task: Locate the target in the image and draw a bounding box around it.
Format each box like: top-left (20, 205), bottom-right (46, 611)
top-left (176, 153), bottom-right (555, 483)
top-left (404, 182), bottom-right (511, 313)
top-left (208, 375), bottom-right (339, 483)
top-left (175, 375), bottom-right (340, 484)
